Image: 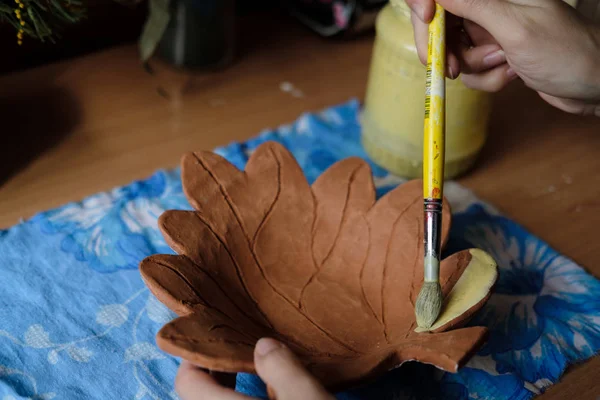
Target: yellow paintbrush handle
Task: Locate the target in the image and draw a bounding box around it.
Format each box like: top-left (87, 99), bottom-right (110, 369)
top-left (417, 3), bottom-right (447, 326)
top-left (423, 2), bottom-right (446, 200)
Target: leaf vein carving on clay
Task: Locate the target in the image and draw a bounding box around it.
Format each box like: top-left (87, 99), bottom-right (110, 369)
top-left (358, 222), bottom-right (382, 326)
top-left (167, 336), bottom-right (255, 348)
top-left (153, 255), bottom-right (264, 333)
top-left (299, 166), bottom-right (360, 310)
top-left (140, 141), bottom-right (498, 392)
top-left (355, 214), bottom-right (381, 325)
top-left (192, 153), bottom-right (251, 240)
top-left (380, 197), bottom-right (419, 342)
top-left (207, 324), bottom-right (256, 341)
top-left (319, 166), bottom-right (360, 268)
top-left (192, 212), bottom-right (273, 329)
top-left (154, 261), bottom-right (210, 307)
top-left (309, 191), bottom-right (319, 280)
top-left (251, 148), bottom-right (282, 245)
top-left (194, 152), bottom-right (299, 312)
top-left (193, 151), bottom-right (360, 355)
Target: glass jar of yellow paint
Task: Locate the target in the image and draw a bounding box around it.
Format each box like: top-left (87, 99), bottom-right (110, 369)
top-left (361, 0), bottom-right (492, 179)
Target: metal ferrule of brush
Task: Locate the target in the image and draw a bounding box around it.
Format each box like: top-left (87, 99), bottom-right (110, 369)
top-left (423, 198), bottom-right (442, 282)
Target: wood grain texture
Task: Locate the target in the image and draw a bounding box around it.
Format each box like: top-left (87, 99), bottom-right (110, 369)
top-left (0, 10), bottom-right (599, 399)
top-left (0, 12), bottom-right (373, 227)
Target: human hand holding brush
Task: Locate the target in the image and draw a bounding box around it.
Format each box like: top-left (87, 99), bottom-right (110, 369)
top-left (405, 0), bottom-right (600, 116)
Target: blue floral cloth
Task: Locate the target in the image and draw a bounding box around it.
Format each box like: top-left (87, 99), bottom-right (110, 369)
top-left (1, 100), bottom-right (599, 400)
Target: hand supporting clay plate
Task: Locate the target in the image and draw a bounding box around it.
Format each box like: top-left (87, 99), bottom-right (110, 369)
top-left (140, 141), bottom-right (498, 392)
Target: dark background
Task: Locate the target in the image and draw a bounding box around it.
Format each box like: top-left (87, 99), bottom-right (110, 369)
top-left (0, 0), bottom-right (279, 75)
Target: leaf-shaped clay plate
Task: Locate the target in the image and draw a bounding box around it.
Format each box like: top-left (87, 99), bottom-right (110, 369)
top-left (140, 141), bottom-right (498, 392)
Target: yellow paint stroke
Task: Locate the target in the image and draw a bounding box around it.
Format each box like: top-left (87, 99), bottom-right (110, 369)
top-left (415, 249), bottom-right (498, 333)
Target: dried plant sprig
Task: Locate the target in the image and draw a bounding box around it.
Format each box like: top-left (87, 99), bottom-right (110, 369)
top-left (0, 0), bottom-right (85, 44)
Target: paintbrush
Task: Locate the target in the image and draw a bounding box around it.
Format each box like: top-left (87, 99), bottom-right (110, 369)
top-left (415, 2), bottom-right (446, 329)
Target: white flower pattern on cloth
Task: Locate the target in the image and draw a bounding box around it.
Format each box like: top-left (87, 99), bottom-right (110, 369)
top-left (0, 323), bottom-right (95, 365)
top-left (0, 366), bottom-right (56, 400)
top-left (96, 304), bottom-right (129, 327)
top-left (0, 100), bottom-right (598, 400)
top-left (0, 290), bottom-right (144, 366)
top-left (433, 203), bottom-right (600, 399)
top-left (31, 170), bottom-right (192, 273)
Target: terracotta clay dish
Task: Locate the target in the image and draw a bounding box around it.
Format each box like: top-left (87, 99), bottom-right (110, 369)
top-left (140, 141), bottom-right (498, 392)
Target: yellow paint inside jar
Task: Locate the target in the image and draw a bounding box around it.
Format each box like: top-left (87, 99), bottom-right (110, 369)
top-left (361, 2), bottom-right (493, 179)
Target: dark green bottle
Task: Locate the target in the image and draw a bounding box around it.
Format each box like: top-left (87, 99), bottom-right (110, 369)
top-left (156, 0), bottom-right (235, 69)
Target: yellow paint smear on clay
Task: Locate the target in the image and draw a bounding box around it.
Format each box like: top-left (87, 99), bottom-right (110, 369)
top-left (415, 249), bottom-right (498, 333)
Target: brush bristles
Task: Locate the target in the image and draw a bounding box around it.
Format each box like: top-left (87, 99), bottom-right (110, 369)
top-left (415, 282), bottom-right (443, 329)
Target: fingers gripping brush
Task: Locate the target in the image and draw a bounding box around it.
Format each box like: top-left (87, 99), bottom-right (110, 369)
top-left (415, 2), bottom-right (446, 329)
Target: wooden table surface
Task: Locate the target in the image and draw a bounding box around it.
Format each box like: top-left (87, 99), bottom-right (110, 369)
top-left (0, 11), bottom-right (599, 400)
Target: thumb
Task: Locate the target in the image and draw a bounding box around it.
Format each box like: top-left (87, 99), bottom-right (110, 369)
top-left (253, 338), bottom-right (333, 400)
